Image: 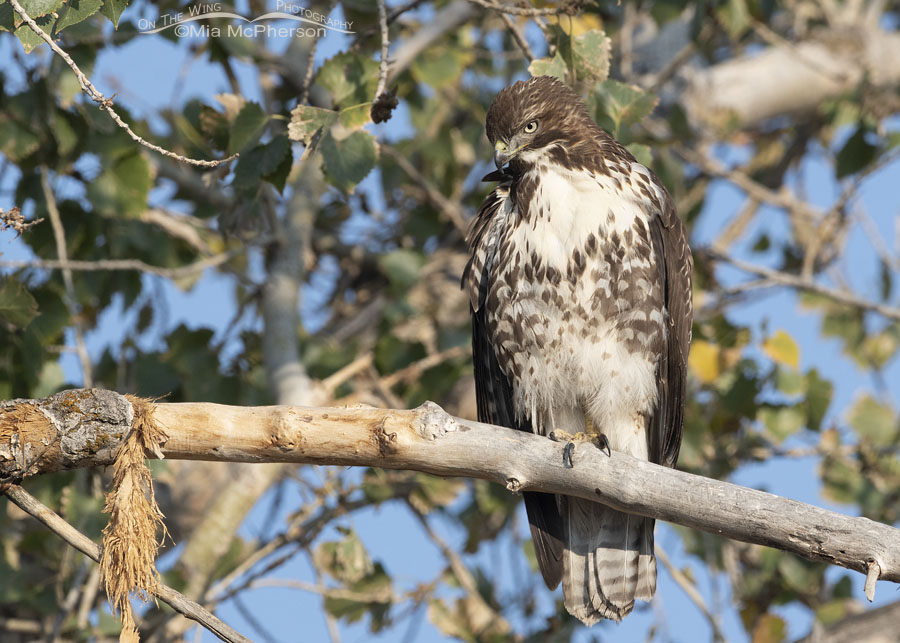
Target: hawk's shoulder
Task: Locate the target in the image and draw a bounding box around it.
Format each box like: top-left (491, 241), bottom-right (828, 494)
top-left (462, 180), bottom-right (511, 313)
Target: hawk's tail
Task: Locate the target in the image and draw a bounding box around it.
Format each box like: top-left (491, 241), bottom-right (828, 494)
top-left (560, 497), bottom-right (656, 625)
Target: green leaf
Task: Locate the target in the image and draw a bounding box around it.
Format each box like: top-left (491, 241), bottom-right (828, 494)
top-left (86, 151), bottom-right (150, 216)
top-left (774, 366), bottom-right (805, 396)
top-left (314, 529), bottom-right (373, 584)
top-left (320, 129), bottom-right (377, 193)
top-left (592, 80), bottom-right (658, 136)
top-left (821, 454), bottom-right (863, 504)
top-left (411, 42), bottom-right (474, 89)
top-left (717, 0), bottom-right (751, 38)
top-left (50, 110), bottom-right (79, 157)
top-left (54, 0), bottom-right (102, 34)
top-left (0, 117), bottom-right (40, 161)
top-left (339, 103), bottom-right (372, 130)
top-left (805, 369), bottom-right (833, 430)
top-left (234, 135), bottom-right (292, 192)
top-left (323, 563), bottom-right (392, 630)
top-left (228, 102), bottom-right (269, 154)
top-left (836, 125), bottom-right (880, 178)
top-left (758, 405), bottom-right (805, 442)
top-left (100, 0), bottom-right (129, 28)
top-left (33, 361), bottom-right (65, 398)
top-left (377, 249), bottom-right (426, 290)
top-left (15, 13), bottom-right (55, 53)
top-left (528, 53), bottom-right (567, 82)
top-left (262, 136), bottom-right (293, 192)
top-left (7, 0), bottom-right (65, 23)
top-left (568, 28), bottom-right (611, 85)
top-left (627, 142), bottom-right (653, 167)
top-left (0, 277), bottom-right (39, 328)
top-left (317, 52), bottom-right (379, 110)
top-left (288, 105), bottom-right (338, 145)
top-left (197, 105), bottom-right (230, 150)
top-left (848, 395), bottom-right (897, 447)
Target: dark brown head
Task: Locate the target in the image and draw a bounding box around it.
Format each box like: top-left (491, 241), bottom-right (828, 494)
top-left (484, 76), bottom-right (598, 173)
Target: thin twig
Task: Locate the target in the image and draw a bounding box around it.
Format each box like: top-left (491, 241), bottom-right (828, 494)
top-left (406, 498), bottom-right (512, 631)
top-left (1, 484), bottom-right (251, 643)
top-left (499, 13), bottom-right (535, 61)
top-left (249, 577), bottom-right (394, 603)
top-left (375, 0), bottom-right (390, 100)
top-left (0, 245), bottom-right (252, 280)
top-left (704, 247), bottom-right (900, 322)
top-left (321, 353), bottom-right (374, 394)
top-left (466, 0), bottom-right (578, 16)
top-left (381, 146), bottom-right (469, 232)
top-left (140, 209), bottom-right (213, 255)
top-left (298, 0), bottom-right (336, 104)
top-left (8, 0), bottom-right (235, 168)
top-left (381, 345), bottom-right (467, 388)
top-left (676, 145), bottom-right (819, 219)
top-left (41, 169), bottom-right (92, 387)
top-left (371, 0), bottom-right (399, 123)
top-left (656, 546), bottom-right (726, 642)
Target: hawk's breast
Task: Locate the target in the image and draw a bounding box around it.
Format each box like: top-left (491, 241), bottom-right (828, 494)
top-left (484, 161), bottom-right (667, 437)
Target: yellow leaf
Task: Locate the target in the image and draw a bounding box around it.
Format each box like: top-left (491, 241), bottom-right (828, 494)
top-left (553, 13), bottom-right (605, 36)
top-left (688, 340), bottom-right (720, 383)
top-left (762, 330), bottom-right (800, 370)
top-left (752, 613), bottom-right (787, 643)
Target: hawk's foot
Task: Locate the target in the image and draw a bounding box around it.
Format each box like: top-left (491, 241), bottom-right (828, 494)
top-left (549, 431), bottom-right (611, 467)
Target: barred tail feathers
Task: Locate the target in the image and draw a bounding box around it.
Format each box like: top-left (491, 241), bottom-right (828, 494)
top-left (560, 497), bottom-right (656, 624)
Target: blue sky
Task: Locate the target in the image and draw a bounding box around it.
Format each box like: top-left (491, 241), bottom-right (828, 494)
top-left (2, 1), bottom-right (899, 641)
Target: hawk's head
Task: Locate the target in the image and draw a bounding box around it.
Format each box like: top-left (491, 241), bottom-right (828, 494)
top-left (485, 76), bottom-right (597, 174)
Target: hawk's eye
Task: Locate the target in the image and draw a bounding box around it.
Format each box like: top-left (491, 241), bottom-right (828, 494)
top-left (523, 120), bottom-right (538, 134)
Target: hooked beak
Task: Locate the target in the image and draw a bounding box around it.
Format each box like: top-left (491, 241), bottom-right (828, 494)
top-left (493, 140), bottom-right (512, 170)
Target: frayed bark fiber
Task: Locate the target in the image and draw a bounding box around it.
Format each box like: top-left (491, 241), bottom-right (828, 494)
top-left (100, 396), bottom-right (168, 643)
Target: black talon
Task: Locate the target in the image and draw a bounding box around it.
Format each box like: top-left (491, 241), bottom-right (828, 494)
top-left (597, 433), bottom-right (611, 457)
top-left (563, 442), bottom-right (576, 468)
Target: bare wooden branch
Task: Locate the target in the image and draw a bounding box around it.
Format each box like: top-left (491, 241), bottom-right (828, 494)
top-left (2, 389), bottom-right (899, 599)
top-left (0, 484), bottom-right (251, 643)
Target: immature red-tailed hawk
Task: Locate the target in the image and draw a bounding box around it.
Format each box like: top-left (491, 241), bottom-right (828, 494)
top-left (463, 76), bottom-right (692, 624)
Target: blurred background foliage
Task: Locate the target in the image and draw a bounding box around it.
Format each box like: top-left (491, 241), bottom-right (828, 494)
top-left (1, 0), bottom-right (899, 641)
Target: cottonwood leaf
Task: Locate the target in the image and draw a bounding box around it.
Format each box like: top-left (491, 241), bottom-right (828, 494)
top-left (86, 151), bottom-right (150, 217)
top-left (848, 395), bottom-right (897, 447)
top-left (0, 0), bottom-right (64, 32)
top-left (528, 53), bottom-right (566, 82)
top-left (320, 129), bottom-right (377, 193)
top-left (317, 52), bottom-right (378, 110)
top-left (762, 330), bottom-right (799, 370)
top-left (15, 13), bottom-right (55, 53)
top-left (54, 0), bottom-right (103, 34)
top-left (751, 613), bottom-right (786, 643)
top-left (593, 80), bottom-right (658, 136)
top-left (836, 125), bottom-right (879, 178)
top-left (288, 105), bottom-right (337, 145)
top-left (227, 102), bottom-right (269, 154)
top-left (100, 0), bottom-right (129, 28)
top-left (758, 405), bottom-right (805, 442)
top-left (569, 28), bottom-right (611, 85)
top-left (377, 249), bottom-right (426, 290)
top-left (688, 340), bottom-right (720, 383)
top-left (314, 529), bottom-right (373, 584)
top-left (0, 277), bottom-right (39, 328)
